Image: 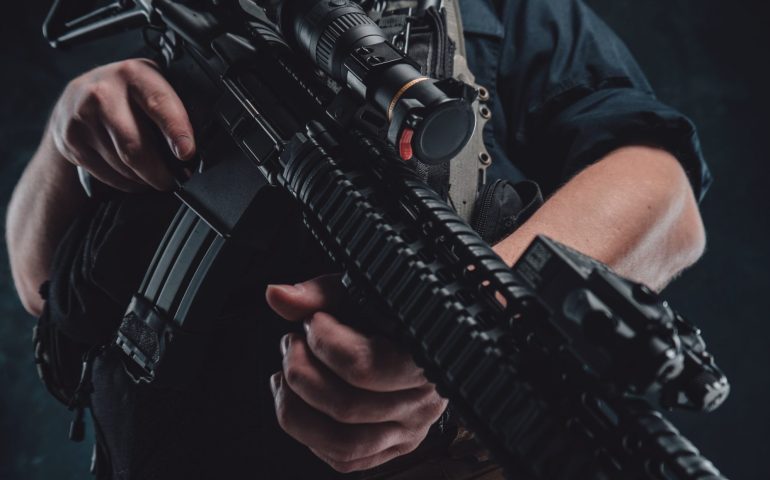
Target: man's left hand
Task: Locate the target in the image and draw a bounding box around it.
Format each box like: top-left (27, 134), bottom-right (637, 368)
top-left (266, 274), bottom-right (448, 473)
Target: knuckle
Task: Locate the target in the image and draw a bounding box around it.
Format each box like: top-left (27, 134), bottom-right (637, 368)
top-left (114, 59), bottom-right (143, 78)
top-left (328, 400), bottom-right (358, 424)
top-left (305, 324), bottom-right (327, 353)
top-left (346, 347), bottom-right (375, 386)
top-left (82, 81), bottom-right (110, 108)
top-left (144, 90), bottom-right (169, 114)
top-left (282, 363), bottom-right (307, 388)
top-left (417, 395), bottom-right (447, 423)
top-left (119, 140), bottom-right (145, 166)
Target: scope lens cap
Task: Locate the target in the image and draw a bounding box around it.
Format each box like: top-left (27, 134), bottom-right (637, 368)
top-left (412, 100), bottom-right (475, 165)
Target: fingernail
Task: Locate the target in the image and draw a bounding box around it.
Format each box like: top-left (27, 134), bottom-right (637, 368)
top-left (302, 319), bottom-right (311, 336)
top-left (173, 135), bottom-right (194, 160)
top-left (280, 334), bottom-right (292, 356)
top-left (269, 284), bottom-right (304, 297)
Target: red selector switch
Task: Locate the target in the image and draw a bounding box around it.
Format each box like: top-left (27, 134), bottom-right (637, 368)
top-left (399, 128), bottom-right (414, 161)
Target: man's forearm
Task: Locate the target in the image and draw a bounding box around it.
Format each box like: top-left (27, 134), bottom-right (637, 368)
top-left (6, 127), bottom-right (87, 316)
top-left (494, 145), bottom-right (706, 290)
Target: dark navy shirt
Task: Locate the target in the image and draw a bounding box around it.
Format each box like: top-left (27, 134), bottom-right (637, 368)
top-left (45, 1), bottom-right (712, 479)
top-left (459, 0), bottom-right (711, 199)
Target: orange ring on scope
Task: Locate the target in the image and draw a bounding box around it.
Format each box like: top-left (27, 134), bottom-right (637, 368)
top-left (387, 77), bottom-right (429, 122)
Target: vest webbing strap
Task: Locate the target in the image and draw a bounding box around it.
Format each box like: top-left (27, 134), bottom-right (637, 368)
top-left (444, 0), bottom-right (493, 222)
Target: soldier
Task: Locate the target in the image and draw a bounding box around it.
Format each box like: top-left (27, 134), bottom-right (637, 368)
top-left (7, 0), bottom-right (709, 478)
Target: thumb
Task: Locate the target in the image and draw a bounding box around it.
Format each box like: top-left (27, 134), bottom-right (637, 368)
top-left (265, 273), bottom-right (344, 321)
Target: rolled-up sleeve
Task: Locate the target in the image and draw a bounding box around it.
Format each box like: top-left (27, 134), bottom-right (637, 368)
top-left (495, 0), bottom-right (711, 199)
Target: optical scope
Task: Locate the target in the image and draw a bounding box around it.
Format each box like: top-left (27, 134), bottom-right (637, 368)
top-left (279, 0), bottom-right (477, 164)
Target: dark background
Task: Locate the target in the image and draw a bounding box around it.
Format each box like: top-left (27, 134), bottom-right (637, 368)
top-left (1, 1), bottom-right (768, 478)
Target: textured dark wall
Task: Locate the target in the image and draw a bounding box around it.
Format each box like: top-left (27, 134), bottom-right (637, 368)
top-left (1, 1), bottom-right (768, 479)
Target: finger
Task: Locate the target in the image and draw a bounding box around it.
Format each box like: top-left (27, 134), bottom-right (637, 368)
top-left (270, 372), bottom-right (407, 464)
top-left (125, 60), bottom-right (196, 161)
top-left (103, 100), bottom-right (177, 190)
top-left (310, 443), bottom-right (421, 474)
top-left (265, 273), bottom-right (345, 322)
top-left (305, 312), bottom-right (427, 392)
top-left (64, 143), bottom-right (143, 193)
top-left (281, 333), bottom-right (443, 425)
top-left (90, 124), bottom-right (146, 184)
top-left (53, 113), bottom-right (144, 188)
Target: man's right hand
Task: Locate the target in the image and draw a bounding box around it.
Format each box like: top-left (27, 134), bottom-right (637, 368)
top-left (49, 58), bottom-right (196, 192)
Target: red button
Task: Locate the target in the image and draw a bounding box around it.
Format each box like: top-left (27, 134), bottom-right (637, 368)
top-left (399, 128), bottom-right (414, 161)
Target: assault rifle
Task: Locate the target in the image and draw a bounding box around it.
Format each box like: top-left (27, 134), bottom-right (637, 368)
top-left (44, 0), bottom-right (730, 478)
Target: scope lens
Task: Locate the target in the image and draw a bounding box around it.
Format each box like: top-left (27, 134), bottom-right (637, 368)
top-left (413, 101), bottom-right (475, 164)
top-left (280, 0), bottom-right (476, 166)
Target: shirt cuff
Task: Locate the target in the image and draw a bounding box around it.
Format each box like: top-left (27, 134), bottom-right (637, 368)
top-left (528, 87), bottom-right (712, 201)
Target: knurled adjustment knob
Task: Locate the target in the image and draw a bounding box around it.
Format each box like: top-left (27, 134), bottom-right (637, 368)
top-left (685, 371), bottom-right (730, 412)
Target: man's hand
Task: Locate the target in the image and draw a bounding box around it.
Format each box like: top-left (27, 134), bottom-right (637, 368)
top-left (49, 58), bottom-right (195, 191)
top-left (8, 57), bottom-right (195, 314)
top-left (265, 275), bottom-right (448, 473)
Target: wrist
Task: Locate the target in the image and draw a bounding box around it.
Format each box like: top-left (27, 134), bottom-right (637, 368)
top-left (6, 126), bottom-right (86, 316)
top-left (39, 124), bottom-right (72, 171)
top-left (32, 125), bottom-right (86, 199)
